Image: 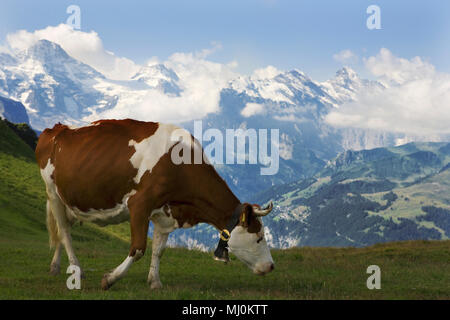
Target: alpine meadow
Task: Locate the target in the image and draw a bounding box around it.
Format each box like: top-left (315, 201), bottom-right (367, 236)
top-left (0, 120), bottom-right (449, 299)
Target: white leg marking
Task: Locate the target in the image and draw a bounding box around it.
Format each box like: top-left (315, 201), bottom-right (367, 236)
top-left (41, 160), bottom-right (82, 274)
top-left (49, 197), bottom-right (81, 268)
top-left (108, 256), bottom-right (134, 283)
top-left (102, 250), bottom-right (143, 289)
top-left (148, 227), bottom-right (169, 289)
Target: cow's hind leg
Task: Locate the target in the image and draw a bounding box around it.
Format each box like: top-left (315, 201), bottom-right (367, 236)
top-left (47, 197), bottom-right (82, 275)
top-left (46, 200), bottom-right (62, 275)
top-left (50, 243), bottom-right (62, 275)
top-left (147, 226), bottom-right (169, 289)
top-left (101, 203), bottom-right (150, 290)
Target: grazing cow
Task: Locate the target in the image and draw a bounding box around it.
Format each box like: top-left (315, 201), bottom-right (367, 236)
top-left (35, 119), bottom-right (274, 290)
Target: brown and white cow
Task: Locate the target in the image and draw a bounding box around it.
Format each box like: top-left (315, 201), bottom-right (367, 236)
top-left (35, 119), bottom-right (274, 290)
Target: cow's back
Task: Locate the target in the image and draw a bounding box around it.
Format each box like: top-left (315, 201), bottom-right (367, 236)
top-left (36, 119), bottom-right (160, 213)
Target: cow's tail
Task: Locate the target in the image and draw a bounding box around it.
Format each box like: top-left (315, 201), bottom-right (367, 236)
top-left (46, 200), bottom-right (59, 248)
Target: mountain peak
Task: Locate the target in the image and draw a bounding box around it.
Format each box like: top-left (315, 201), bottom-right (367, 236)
top-left (132, 63), bottom-right (179, 82)
top-left (27, 39), bottom-right (70, 61)
top-left (335, 67), bottom-right (359, 81)
top-left (277, 69), bottom-right (310, 82)
top-left (319, 67), bottom-right (365, 103)
top-left (131, 64), bottom-right (181, 95)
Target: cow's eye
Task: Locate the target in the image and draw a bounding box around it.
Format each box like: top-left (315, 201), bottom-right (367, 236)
top-left (257, 235), bottom-right (263, 243)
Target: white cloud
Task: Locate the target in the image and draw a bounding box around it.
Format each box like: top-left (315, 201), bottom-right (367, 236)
top-left (325, 48), bottom-right (450, 135)
top-left (96, 43), bottom-right (239, 123)
top-left (333, 49), bottom-right (358, 65)
top-left (0, 44), bottom-right (12, 55)
top-left (365, 48), bottom-right (435, 85)
top-left (6, 24), bottom-right (140, 80)
top-left (241, 103), bottom-right (266, 117)
top-left (251, 65), bottom-right (282, 80)
top-left (194, 41), bottom-right (223, 59)
top-left (145, 56), bottom-right (160, 67)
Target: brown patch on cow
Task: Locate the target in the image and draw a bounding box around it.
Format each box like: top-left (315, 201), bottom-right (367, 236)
top-left (237, 203), bottom-right (262, 233)
top-left (35, 119), bottom-right (159, 211)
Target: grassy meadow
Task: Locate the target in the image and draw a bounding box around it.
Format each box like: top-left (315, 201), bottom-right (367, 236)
top-left (0, 120), bottom-right (449, 300)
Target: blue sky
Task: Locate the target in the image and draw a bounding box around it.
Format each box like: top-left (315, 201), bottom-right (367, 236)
top-left (1, 0), bottom-right (449, 80)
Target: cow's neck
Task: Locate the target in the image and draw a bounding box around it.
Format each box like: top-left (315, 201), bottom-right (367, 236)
top-left (179, 163), bottom-right (241, 230)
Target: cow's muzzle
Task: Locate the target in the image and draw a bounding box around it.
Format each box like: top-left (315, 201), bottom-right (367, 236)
top-left (253, 262), bottom-right (275, 275)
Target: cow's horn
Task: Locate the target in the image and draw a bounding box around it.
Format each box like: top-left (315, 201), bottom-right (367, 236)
top-left (253, 202), bottom-right (273, 216)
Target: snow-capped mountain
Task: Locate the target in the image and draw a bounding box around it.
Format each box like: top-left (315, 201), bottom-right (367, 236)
top-left (230, 69), bottom-right (334, 110)
top-left (0, 39), bottom-right (182, 130)
top-left (131, 64), bottom-right (181, 96)
top-left (0, 39), bottom-right (411, 198)
top-left (0, 40), bottom-right (106, 129)
top-left (192, 67), bottom-right (400, 199)
top-left (321, 67), bottom-right (383, 104)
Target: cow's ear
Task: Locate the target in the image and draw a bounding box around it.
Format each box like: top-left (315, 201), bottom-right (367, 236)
top-left (239, 203), bottom-right (252, 228)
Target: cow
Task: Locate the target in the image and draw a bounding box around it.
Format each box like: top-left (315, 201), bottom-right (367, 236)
top-left (35, 119), bottom-right (274, 290)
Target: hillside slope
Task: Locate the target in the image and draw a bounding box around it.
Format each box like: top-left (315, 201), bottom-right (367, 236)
top-left (252, 142), bottom-right (450, 248)
top-left (0, 122), bottom-right (449, 299)
top-left (0, 96), bottom-right (29, 125)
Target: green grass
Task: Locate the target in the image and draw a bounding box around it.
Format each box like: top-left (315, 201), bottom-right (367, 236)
top-left (0, 121), bottom-right (449, 300)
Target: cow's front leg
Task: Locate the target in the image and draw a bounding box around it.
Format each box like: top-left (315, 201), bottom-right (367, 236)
top-left (147, 226), bottom-right (169, 289)
top-left (101, 250), bottom-right (144, 290)
top-left (102, 204), bottom-right (149, 290)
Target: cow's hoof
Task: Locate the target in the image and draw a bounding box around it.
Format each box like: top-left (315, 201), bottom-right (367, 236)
top-left (150, 280), bottom-right (163, 289)
top-left (101, 274), bottom-right (111, 290)
top-left (49, 263), bottom-right (60, 275)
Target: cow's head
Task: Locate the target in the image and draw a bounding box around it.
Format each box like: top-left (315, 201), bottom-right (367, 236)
top-left (214, 202), bottom-right (274, 275)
